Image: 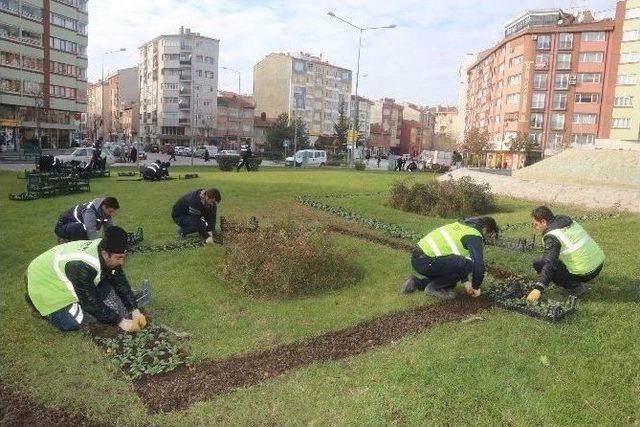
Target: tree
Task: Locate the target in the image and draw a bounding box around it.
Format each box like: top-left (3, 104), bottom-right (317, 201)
top-left (333, 101), bottom-right (349, 149)
top-left (507, 132), bottom-right (537, 168)
top-left (266, 113), bottom-right (310, 152)
top-left (461, 128), bottom-right (491, 167)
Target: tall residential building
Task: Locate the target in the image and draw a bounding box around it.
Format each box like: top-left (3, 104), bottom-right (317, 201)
top-left (465, 6), bottom-right (625, 168)
top-left (0, 0), bottom-right (88, 150)
top-left (611, 0), bottom-right (640, 141)
top-left (350, 95), bottom-right (373, 142)
top-left (369, 98), bottom-right (403, 154)
top-left (139, 27), bottom-right (219, 146)
top-left (253, 52), bottom-right (352, 141)
top-left (87, 80), bottom-right (108, 140)
top-left (457, 53), bottom-right (480, 143)
top-left (106, 66), bottom-right (138, 140)
top-left (215, 91), bottom-right (255, 148)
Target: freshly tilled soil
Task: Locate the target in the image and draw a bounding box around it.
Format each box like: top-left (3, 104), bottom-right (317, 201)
top-left (135, 297), bottom-right (491, 412)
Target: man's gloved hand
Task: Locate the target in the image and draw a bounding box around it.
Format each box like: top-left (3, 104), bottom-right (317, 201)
top-left (464, 281), bottom-right (481, 297)
top-left (526, 289), bottom-right (542, 303)
top-left (131, 309), bottom-right (147, 329)
top-left (205, 236), bottom-right (214, 244)
top-left (118, 318), bottom-right (140, 333)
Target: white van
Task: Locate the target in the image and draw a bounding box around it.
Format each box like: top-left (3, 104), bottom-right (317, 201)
top-left (285, 149), bottom-right (327, 167)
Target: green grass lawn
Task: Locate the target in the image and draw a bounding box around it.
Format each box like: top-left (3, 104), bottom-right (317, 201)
top-left (1, 167), bottom-right (638, 425)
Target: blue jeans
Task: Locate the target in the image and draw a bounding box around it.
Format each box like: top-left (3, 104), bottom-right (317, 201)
top-left (54, 221), bottom-right (88, 241)
top-left (411, 248), bottom-right (473, 290)
top-left (173, 215), bottom-right (209, 238)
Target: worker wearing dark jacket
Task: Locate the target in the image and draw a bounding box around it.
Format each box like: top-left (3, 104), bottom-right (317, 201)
top-left (401, 217), bottom-right (498, 299)
top-left (172, 188), bottom-right (221, 243)
top-left (526, 206), bottom-right (604, 302)
top-left (27, 226), bottom-right (147, 332)
top-left (55, 197), bottom-right (119, 242)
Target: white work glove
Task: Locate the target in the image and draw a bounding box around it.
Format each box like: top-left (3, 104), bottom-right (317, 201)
top-left (131, 309), bottom-right (147, 329)
top-left (118, 318), bottom-right (140, 333)
top-left (464, 281), bottom-right (481, 297)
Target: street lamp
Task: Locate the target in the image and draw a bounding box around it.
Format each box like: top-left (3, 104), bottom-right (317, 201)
top-left (221, 66), bottom-right (242, 146)
top-left (328, 11), bottom-right (396, 165)
top-left (101, 48), bottom-right (126, 82)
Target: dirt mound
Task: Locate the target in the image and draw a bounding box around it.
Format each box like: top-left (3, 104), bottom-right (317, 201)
top-left (135, 298), bottom-right (491, 412)
top-left (513, 148), bottom-right (640, 189)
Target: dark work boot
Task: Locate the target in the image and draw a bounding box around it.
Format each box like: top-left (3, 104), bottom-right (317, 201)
top-left (424, 278), bottom-right (456, 300)
top-left (400, 276), bottom-right (418, 294)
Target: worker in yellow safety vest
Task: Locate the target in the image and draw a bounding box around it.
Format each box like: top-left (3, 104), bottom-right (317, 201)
top-left (526, 206), bottom-right (605, 302)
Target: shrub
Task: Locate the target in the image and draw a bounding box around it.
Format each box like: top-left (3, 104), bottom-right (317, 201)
top-left (247, 157), bottom-right (262, 171)
top-left (389, 176), bottom-right (496, 217)
top-left (219, 221), bottom-right (363, 298)
top-left (354, 160), bottom-right (366, 171)
top-left (217, 155), bottom-right (239, 171)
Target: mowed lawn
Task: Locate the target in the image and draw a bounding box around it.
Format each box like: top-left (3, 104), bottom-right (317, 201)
top-left (1, 167), bottom-right (638, 426)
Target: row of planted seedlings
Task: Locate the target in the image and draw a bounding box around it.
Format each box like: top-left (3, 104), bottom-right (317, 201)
top-left (296, 194), bottom-right (579, 322)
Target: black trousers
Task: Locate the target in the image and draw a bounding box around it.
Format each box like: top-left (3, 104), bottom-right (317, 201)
top-left (173, 215), bottom-right (209, 238)
top-left (411, 248), bottom-right (473, 290)
top-left (533, 258), bottom-right (603, 288)
top-left (54, 220), bottom-right (88, 241)
top-left (236, 158), bottom-right (250, 171)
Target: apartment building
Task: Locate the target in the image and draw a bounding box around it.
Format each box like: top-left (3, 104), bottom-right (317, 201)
top-left (139, 27), bottom-right (219, 146)
top-left (87, 80), bottom-right (108, 140)
top-left (106, 66), bottom-right (138, 140)
top-left (215, 91), bottom-right (254, 148)
top-left (611, 0), bottom-right (640, 141)
top-left (465, 6), bottom-right (625, 168)
top-left (369, 98), bottom-right (403, 154)
top-left (350, 95), bottom-right (373, 142)
top-left (458, 53), bottom-right (479, 143)
top-left (0, 0), bottom-right (88, 150)
top-left (399, 102), bottom-right (435, 156)
top-left (253, 52), bottom-right (352, 141)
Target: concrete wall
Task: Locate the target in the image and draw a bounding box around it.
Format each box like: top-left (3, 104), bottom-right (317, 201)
top-left (253, 54), bottom-right (292, 119)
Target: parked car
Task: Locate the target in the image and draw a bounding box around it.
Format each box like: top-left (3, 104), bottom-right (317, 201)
top-left (174, 146), bottom-right (188, 156)
top-left (215, 149), bottom-right (240, 159)
top-left (285, 149), bottom-right (327, 167)
top-left (55, 147), bottom-right (116, 166)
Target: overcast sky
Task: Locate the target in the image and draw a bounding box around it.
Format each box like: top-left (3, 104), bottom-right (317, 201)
top-left (88, 0), bottom-right (617, 107)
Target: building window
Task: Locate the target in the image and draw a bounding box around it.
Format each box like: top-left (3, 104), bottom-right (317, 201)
top-left (535, 53), bottom-right (550, 68)
top-left (622, 29), bottom-right (640, 42)
top-left (21, 2), bottom-right (42, 21)
top-left (49, 85), bottom-right (76, 99)
top-left (557, 53), bottom-right (571, 70)
top-left (620, 52), bottom-right (640, 63)
top-left (0, 50), bottom-right (20, 68)
top-left (552, 93), bottom-right (567, 110)
top-left (575, 93), bottom-right (600, 104)
top-left (573, 114), bottom-right (597, 124)
top-left (0, 0), bottom-right (19, 13)
top-left (50, 12), bottom-right (77, 30)
top-left (617, 74), bottom-right (638, 85)
top-left (537, 35), bottom-right (551, 49)
top-left (0, 78), bottom-right (21, 93)
top-left (50, 36), bottom-right (77, 53)
top-left (23, 80), bottom-right (42, 96)
top-left (22, 55), bottom-right (43, 71)
top-left (558, 33), bottom-right (573, 50)
top-left (531, 92), bottom-right (546, 109)
top-left (551, 113), bottom-right (565, 130)
top-left (0, 23), bottom-right (20, 41)
top-left (614, 96), bottom-right (634, 107)
top-left (554, 74), bottom-right (570, 90)
top-left (506, 93), bottom-right (520, 105)
top-left (611, 117), bottom-right (631, 128)
top-left (579, 52), bottom-right (604, 62)
top-left (507, 74), bottom-right (522, 86)
top-left (581, 32), bottom-right (605, 42)
top-left (571, 134), bottom-right (595, 145)
top-left (577, 73), bottom-right (602, 83)
top-left (530, 113), bottom-right (544, 129)
top-left (626, 7), bottom-right (640, 19)
top-left (533, 73), bottom-right (547, 89)
top-left (547, 132), bottom-right (563, 150)
top-left (509, 55), bottom-right (524, 67)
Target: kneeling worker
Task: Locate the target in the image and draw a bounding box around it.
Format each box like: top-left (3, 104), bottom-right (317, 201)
top-left (27, 226), bottom-right (146, 332)
top-left (400, 217), bottom-right (499, 299)
top-left (55, 197), bottom-right (119, 242)
top-left (526, 206), bottom-right (604, 302)
top-left (172, 188), bottom-right (221, 243)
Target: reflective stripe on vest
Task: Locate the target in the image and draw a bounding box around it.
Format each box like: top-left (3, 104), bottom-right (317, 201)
top-left (27, 239), bottom-right (102, 316)
top-left (545, 221), bottom-right (605, 275)
top-left (417, 222), bottom-right (482, 260)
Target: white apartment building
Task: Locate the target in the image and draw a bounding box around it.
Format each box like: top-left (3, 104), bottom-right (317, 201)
top-left (138, 27), bottom-right (219, 145)
top-left (350, 95), bottom-right (373, 141)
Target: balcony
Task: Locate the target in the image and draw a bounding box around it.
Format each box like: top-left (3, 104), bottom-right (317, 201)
top-left (179, 74), bottom-right (191, 81)
top-left (179, 59), bottom-right (191, 65)
top-left (178, 103), bottom-right (190, 110)
top-left (178, 118), bottom-right (190, 125)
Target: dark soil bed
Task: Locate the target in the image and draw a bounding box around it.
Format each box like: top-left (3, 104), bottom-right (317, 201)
top-left (0, 384), bottom-right (109, 427)
top-left (326, 224), bottom-right (414, 251)
top-left (135, 298), bottom-right (491, 412)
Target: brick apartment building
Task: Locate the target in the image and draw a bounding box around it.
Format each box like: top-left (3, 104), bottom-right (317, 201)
top-left (369, 98), bottom-right (403, 154)
top-left (465, 5), bottom-right (626, 169)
